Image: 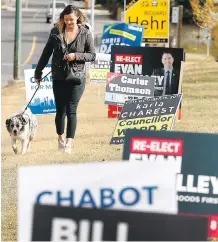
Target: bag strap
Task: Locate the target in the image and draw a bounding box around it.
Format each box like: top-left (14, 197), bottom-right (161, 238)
top-left (62, 31), bottom-right (79, 72)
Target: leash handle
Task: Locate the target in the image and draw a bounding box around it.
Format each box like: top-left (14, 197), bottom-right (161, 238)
top-left (23, 70), bottom-right (52, 113)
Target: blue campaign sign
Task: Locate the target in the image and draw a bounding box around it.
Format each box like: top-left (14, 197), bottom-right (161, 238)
top-left (32, 64), bottom-right (51, 69)
top-left (27, 64), bottom-right (55, 115)
top-left (24, 68), bottom-right (56, 115)
top-left (99, 22), bottom-right (144, 54)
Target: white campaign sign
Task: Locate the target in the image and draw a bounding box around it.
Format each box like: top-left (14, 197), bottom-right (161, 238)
top-left (18, 161), bottom-right (178, 241)
top-left (24, 68), bottom-right (56, 115)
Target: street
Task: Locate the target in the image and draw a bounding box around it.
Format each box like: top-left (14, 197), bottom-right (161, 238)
top-left (1, 0), bottom-right (117, 87)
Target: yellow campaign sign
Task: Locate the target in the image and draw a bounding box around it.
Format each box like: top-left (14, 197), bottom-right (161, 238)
top-left (89, 68), bottom-right (110, 80)
top-left (113, 114), bottom-right (174, 138)
top-left (125, 0), bottom-right (169, 43)
top-left (109, 29), bottom-right (136, 41)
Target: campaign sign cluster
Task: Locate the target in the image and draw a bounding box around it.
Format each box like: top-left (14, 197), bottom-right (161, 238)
top-left (31, 205), bottom-right (208, 241)
top-left (105, 72), bottom-right (155, 106)
top-left (110, 94), bottom-right (182, 144)
top-left (100, 22), bottom-right (144, 54)
top-left (123, 129), bottom-right (218, 238)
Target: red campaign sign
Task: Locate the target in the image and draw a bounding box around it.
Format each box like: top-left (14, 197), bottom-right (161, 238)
top-left (130, 137), bottom-right (184, 156)
top-left (208, 215), bottom-right (218, 238)
top-left (115, 54), bottom-right (143, 64)
top-left (106, 72), bottom-right (122, 84)
top-left (108, 105), bottom-right (122, 118)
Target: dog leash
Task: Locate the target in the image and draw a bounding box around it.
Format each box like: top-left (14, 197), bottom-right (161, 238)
top-left (20, 70), bottom-right (52, 115)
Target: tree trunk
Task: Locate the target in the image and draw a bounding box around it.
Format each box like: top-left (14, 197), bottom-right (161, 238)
top-left (206, 30), bottom-right (211, 57)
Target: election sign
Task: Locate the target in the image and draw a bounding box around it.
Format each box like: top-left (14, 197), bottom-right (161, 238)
top-left (108, 105), bottom-right (123, 118)
top-left (208, 216), bottom-right (218, 239)
top-left (123, 129), bottom-right (218, 216)
top-left (18, 161), bottom-right (178, 241)
top-left (100, 22), bottom-right (144, 54)
top-left (24, 68), bottom-right (56, 115)
top-left (31, 205), bottom-right (208, 241)
top-left (111, 45), bottom-right (184, 120)
top-left (110, 94), bottom-right (182, 144)
top-left (89, 60), bottom-right (110, 83)
top-left (32, 64), bottom-right (51, 68)
top-left (125, 0), bottom-right (170, 44)
top-left (111, 45), bottom-right (184, 96)
top-left (105, 72), bottom-right (155, 106)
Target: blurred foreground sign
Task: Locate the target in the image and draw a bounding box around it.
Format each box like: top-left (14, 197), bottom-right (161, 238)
top-left (31, 205), bottom-right (208, 241)
top-left (18, 161), bottom-right (178, 241)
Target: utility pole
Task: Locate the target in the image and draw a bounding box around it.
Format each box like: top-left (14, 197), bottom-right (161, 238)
top-left (124, 0), bottom-right (126, 21)
top-left (91, 0), bottom-right (94, 39)
top-left (13, 0), bottom-right (22, 80)
top-left (52, 0), bottom-right (56, 25)
top-left (176, 5), bottom-right (183, 48)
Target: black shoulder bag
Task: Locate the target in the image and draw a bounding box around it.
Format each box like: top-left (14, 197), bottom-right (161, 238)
top-left (63, 35), bottom-right (85, 85)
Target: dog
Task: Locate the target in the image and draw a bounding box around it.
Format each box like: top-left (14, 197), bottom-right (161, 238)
top-left (5, 107), bottom-right (37, 154)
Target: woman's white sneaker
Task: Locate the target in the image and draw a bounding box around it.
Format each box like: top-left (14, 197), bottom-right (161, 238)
top-left (64, 144), bottom-right (72, 154)
top-left (58, 140), bottom-right (65, 151)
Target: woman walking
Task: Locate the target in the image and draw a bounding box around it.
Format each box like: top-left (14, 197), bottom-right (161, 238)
top-left (35, 5), bottom-right (96, 154)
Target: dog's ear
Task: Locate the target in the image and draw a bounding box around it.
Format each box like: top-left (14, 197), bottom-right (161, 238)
top-left (19, 115), bottom-right (28, 125)
top-left (6, 119), bottom-right (11, 127)
top-left (6, 118), bottom-right (12, 133)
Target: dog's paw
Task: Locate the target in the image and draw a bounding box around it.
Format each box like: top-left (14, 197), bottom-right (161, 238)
top-left (12, 146), bottom-right (18, 154)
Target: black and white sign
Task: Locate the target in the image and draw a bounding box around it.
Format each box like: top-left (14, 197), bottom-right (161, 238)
top-left (110, 94), bottom-right (182, 144)
top-left (105, 72), bottom-right (155, 106)
top-left (31, 204), bottom-right (208, 241)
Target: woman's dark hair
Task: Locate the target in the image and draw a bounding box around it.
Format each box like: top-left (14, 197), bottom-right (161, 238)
top-left (57, 5), bottom-right (88, 32)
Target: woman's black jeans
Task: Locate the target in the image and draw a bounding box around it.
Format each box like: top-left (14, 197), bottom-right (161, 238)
top-left (52, 79), bottom-right (85, 138)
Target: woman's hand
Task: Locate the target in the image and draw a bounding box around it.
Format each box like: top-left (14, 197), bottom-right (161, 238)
top-left (35, 79), bottom-right (41, 85)
top-left (63, 53), bottom-right (76, 61)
